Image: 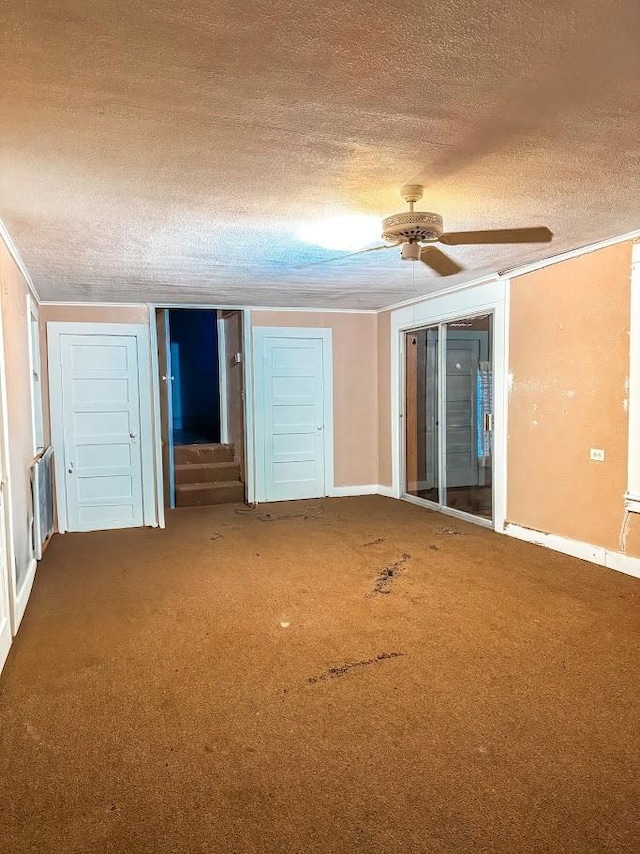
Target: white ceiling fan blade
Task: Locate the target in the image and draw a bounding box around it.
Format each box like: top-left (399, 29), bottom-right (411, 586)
top-left (420, 246), bottom-right (464, 276)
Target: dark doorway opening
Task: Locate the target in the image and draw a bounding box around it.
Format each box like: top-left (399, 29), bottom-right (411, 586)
top-left (168, 309), bottom-right (220, 445)
top-left (156, 308), bottom-right (246, 512)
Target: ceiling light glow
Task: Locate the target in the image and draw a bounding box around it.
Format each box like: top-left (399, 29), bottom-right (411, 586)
top-left (297, 214), bottom-right (381, 252)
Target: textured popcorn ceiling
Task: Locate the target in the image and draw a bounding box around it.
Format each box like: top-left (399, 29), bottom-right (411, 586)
top-left (1, 0), bottom-right (638, 309)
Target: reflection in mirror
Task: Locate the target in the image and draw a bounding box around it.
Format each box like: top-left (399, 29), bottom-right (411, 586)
top-left (405, 327), bottom-right (439, 502)
top-left (443, 315), bottom-right (493, 519)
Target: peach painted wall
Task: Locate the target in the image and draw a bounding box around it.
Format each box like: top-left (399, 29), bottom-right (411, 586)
top-left (251, 311), bottom-right (378, 487)
top-left (377, 310), bottom-right (392, 487)
top-left (507, 241), bottom-right (637, 553)
top-left (40, 304), bottom-right (149, 325)
top-left (0, 237), bottom-right (39, 590)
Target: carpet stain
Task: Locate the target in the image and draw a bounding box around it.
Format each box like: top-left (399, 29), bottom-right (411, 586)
top-left (235, 503), bottom-right (324, 522)
top-left (369, 553), bottom-right (410, 595)
top-left (307, 652), bottom-right (404, 684)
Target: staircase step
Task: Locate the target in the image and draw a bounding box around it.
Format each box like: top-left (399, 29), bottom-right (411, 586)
top-left (175, 480), bottom-right (245, 507)
top-left (175, 461), bottom-right (240, 485)
top-left (174, 443), bottom-right (234, 465)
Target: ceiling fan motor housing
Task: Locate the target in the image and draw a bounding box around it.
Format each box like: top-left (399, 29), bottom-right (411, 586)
top-left (382, 211), bottom-right (444, 243)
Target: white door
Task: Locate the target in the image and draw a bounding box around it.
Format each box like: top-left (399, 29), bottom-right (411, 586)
top-left (0, 453), bottom-right (12, 673)
top-left (59, 333), bottom-right (145, 531)
top-left (0, 340), bottom-right (12, 671)
top-left (254, 329), bottom-right (332, 502)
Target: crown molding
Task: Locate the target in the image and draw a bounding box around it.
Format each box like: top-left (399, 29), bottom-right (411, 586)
top-left (0, 219), bottom-right (41, 303)
top-left (39, 300), bottom-right (377, 314)
top-left (497, 229), bottom-right (640, 279)
top-left (379, 273), bottom-right (498, 313)
top-left (39, 301), bottom-right (149, 308)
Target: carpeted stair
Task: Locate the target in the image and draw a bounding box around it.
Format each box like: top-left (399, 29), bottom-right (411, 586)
top-left (174, 443), bottom-right (244, 506)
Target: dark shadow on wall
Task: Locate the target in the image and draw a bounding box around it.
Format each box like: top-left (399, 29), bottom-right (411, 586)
top-left (169, 309), bottom-right (220, 444)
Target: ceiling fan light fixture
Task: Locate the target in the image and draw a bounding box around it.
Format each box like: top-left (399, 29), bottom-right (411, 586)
top-left (401, 242), bottom-right (421, 261)
top-left (382, 211), bottom-right (444, 243)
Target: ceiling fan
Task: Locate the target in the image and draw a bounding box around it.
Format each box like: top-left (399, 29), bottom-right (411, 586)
top-left (308, 185), bottom-right (553, 276)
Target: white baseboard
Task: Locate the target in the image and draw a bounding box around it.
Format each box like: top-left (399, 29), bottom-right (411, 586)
top-left (0, 614), bottom-right (11, 674)
top-left (329, 484), bottom-right (380, 497)
top-left (377, 484), bottom-right (396, 498)
top-left (505, 524), bottom-right (640, 581)
top-left (328, 484), bottom-right (397, 498)
top-left (13, 557), bottom-right (37, 633)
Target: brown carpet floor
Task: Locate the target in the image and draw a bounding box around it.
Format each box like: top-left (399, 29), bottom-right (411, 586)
top-left (1, 496), bottom-right (639, 853)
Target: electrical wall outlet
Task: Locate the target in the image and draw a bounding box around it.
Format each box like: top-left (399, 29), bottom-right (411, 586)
top-left (590, 448), bottom-right (605, 462)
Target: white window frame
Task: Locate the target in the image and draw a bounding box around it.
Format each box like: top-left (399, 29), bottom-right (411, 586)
top-left (625, 242), bottom-right (640, 512)
top-left (26, 295), bottom-right (44, 456)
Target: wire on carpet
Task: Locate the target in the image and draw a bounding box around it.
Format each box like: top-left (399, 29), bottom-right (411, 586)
top-left (234, 503), bottom-right (324, 522)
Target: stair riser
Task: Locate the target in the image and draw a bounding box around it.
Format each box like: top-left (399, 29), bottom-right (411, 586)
top-left (175, 483), bottom-right (245, 507)
top-left (175, 463), bottom-right (240, 485)
top-left (174, 444), bottom-right (234, 465)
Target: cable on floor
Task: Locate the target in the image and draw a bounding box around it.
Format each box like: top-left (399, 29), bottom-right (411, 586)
top-left (233, 503), bottom-right (325, 522)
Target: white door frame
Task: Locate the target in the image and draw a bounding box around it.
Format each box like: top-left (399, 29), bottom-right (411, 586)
top-left (148, 314), bottom-right (165, 528)
top-left (0, 299), bottom-right (35, 635)
top-left (242, 311), bottom-right (256, 504)
top-left (217, 312), bottom-right (229, 444)
top-left (0, 300), bottom-right (16, 666)
top-left (26, 294), bottom-right (45, 456)
top-left (47, 322), bottom-right (157, 532)
top-left (149, 307), bottom-right (256, 517)
top-left (153, 309), bottom-right (176, 513)
top-left (252, 326), bottom-right (334, 503)
top-left (391, 278), bottom-right (509, 532)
